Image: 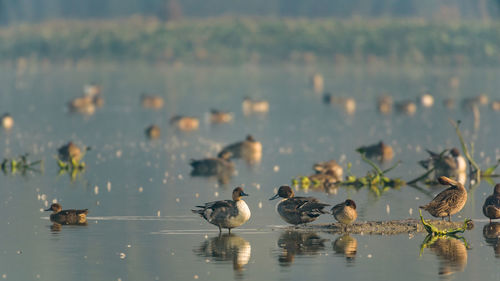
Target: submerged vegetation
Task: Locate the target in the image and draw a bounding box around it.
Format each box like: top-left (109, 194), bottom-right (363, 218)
top-left (2, 17), bottom-right (500, 65)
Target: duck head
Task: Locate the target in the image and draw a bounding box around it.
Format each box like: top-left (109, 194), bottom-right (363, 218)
top-left (45, 203), bottom-right (62, 213)
top-left (246, 135), bottom-right (255, 142)
top-left (269, 186), bottom-right (294, 200)
top-left (438, 176), bottom-right (460, 187)
top-left (450, 148), bottom-right (461, 157)
top-left (344, 199), bottom-right (357, 209)
top-left (494, 184), bottom-right (500, 195)
top-left (232, 187), bottom-right (249, 201)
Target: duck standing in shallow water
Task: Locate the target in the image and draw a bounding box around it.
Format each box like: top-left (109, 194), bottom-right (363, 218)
top-left (420, 176), bottom-right (467, 221)
top-left (483, 184), bottom-right (500, 222)
top-left (356, 141), bottom-right (393, 162)
top-left (269, 186), bottom-right (330, 225)
top-left (218, 135), bottom-right (262, 163)
top-left (45, 203), bottom-right (88, 225)
top-left (192, 187), bottom-right (251, 233)
top-left (331, 199), bottom-right (357, 225)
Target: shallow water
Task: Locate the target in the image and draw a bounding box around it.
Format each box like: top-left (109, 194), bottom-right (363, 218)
top-left (0, 63), bottom-right (499, 280)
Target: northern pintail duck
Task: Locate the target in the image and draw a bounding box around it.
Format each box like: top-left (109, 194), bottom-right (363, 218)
top-left (313, 160), bottom-right (343, 181)
top-left (57, 142), bottom-right (83, 162)
top-left (192, 187), bottom-right (251, 233)
top-left (68, 96), bottom-right (96, 115)
top-left (242, 97), bottom-right (269, 115)
top-left (322, 94), bottom-right (356, 114)
top-left (141, 94), bottom-right (164, 110)
top-left (377, 95), bottom-right (393, 114)
top-left (170, 115), bottom-right (199, 131)
top-left (145, 124), bottom-right (161, 139)
top-left (331, 199), bottom-right (357, 225)
top-left (210, 109), bottom-right (233, 124)
top-left (420, 176), bottom-right (467, 221)
top-left (269, 186), bottom-right (330, 225)
top-left (218, 135), bottom-right (262, 163)
top-left (419, 148), bottom-right (467, 184)
top-left (419, 93), bottom-right (434, 107)
top-left (45, 203), bottom-right (88, 225)
top-left (356, 141), bottom-right (394, 162)
top-left (395, 100), bottom-right (417, 115)
top-left (190, 151), bottom-right (235, 176)
top-left (483, 184), bottom-right (500, 222)
top-left (1, 113), bottom-right (14, 130)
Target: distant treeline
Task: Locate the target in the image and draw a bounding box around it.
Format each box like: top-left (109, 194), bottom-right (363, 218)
top-left (1, 17), bottom-right (500, 65)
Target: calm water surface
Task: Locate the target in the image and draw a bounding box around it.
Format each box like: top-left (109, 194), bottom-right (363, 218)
top-left (0, 63), bottom-right (499, 280)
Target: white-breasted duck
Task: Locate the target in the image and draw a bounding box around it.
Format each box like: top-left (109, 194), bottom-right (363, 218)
top-left (192, 187), bottom-right (251, 233)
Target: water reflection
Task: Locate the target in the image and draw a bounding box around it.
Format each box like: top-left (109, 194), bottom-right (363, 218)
top-left (332, 235), bottom-right (357, 265)
top-left (195, 234), bottom-right (251, 276)
top-left (483, 222), bottom-right (500, 258)
top-left (276, 231), bottom-right (327, 267)
top-left (421, 235), bottom-right (468, 277)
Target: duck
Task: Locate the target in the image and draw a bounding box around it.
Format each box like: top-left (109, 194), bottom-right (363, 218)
top-left (45, 203), bottom-right (88, 225)
top-left (242, 97), bottom-right (269, 115)
top-left (190, 151), bottom-right (235, 176)
top-left (313, 160), bottom-right (343, 180)
top-left (141, 94), bottom-right (164, 110)
top-left (57, 142), bottom-right (83, 162)
top-left (331, 199), bottom-right (357, 225)
top-left (218, 135), bottom-right (262, 163)
top-left (419, 176), bottom-right (467, 221)
top-left (483, 184), bottom-right (500, 222)
top-left (192, 187), bottom-right (251, 233)
top-left (419, 148), bottom-right (467, 184)
top-left (68, 96), bottom-right (96, 115)
top-left (395, 100), bottom-right (417, 115)
top-left (210, 109), bottom-right (233, 124)
top-left (356, 141), bottom-right (394, 162)
top-left (322, 95), bottom-right (356, 114)
top-left (1, 113), bottom-right (14, 130)
top-left (145, 124), bottom-right (161, 139)
top-left (170, 115), bottom-right (199, 131)
top-left (269, 185), bottom-right (330, 225)
top-left (83, 83), bottom-right (104, 107)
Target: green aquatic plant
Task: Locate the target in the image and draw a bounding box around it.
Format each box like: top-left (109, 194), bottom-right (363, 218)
top-left (56, 148), bottom-right (88, 181)
top-left (450, 120), bottom-right (481, 184)
top-left (419, 209), bottom-right (471, 236)
top-left (1, 154), bottom-right (43, 175)
top-left (338, 152), bottom-right (405, 196)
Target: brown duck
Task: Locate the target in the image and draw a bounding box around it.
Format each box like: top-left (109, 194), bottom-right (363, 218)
top-left (45, 203), bottom-right (88, 225)
top-left (331, 199), bottom-right (358, 225)
top-left (483, 184), bottom-right (500, 222)
top-left (420, 176), bottom-right (467, 221)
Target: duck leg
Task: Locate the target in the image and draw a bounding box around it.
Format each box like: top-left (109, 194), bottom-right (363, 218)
top-left (448, 214), bottom-right (451, 222)
top-left (218, 225), bottom-right (222, 233)
top-left (228, 228), bottom-right (232, 234)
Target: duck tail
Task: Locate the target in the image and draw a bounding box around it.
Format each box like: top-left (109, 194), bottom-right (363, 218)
top-left (419, 205), bottom-right (427, 210)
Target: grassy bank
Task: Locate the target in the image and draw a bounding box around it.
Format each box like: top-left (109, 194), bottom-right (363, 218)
top-left (1, 17), bottom-right (500, 65)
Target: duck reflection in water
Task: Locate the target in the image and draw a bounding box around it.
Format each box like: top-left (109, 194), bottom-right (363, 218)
top-left (195, 234), bottom-right (251, 275)
top-left (333, 235), bottom-right (357, 265)
top-left (483, 222), bottom-right (500, 258)
top-left (276, 231), bottom-right (327, 267)
top-left (420, 235), bottom-right (468, 277)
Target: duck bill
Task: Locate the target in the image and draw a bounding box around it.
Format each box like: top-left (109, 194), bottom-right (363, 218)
top-left (240, 191), bottom-right (249, 197)
top-left (44, 208), bottom-right (52, 211)
top-left (269, 193), bottom-right (279, 200)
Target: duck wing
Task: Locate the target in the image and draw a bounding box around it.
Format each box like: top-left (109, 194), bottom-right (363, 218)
top-left (290, 197), bottom-right (330, 216)
top-left (192, 200), bottom-right (238, 222)
top-left (484, 195), bottom-right (500, 208)
top-left (421, 188), bottom-right (461, 215)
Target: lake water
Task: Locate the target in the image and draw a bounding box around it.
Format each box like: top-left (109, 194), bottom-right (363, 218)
top-left (0, 63), bottom-right (499, 281)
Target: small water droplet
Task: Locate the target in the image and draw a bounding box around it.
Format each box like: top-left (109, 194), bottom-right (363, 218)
top-left (116, 150), bottom-right (122, 158)
top-left (107, 182), bottom-right (112, 192)
top-left (175, 198), bottom-right (180, 203)
top-left (386, 204), bottom-right (390, 214)
top-left (214, 192), bottom-right (219, 197)
top-left (119, 253), bottom-right (126, 259)
top-left (194, 275), bottom-right (199, 279)
top-left (367, 254), bottom-right (372, 258)
top-left (157, 211), bottom-right (161, 217)
top-left (258, 202), bottom-right (263, 209)
top-left (138, 187), bottom-right (143, 193)
top-left (94, 186), bottom-right (99, 195)
top-left (273, 165), bottom-right (280, 172)
top-left (195, 193), bottom-right (199, 198)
